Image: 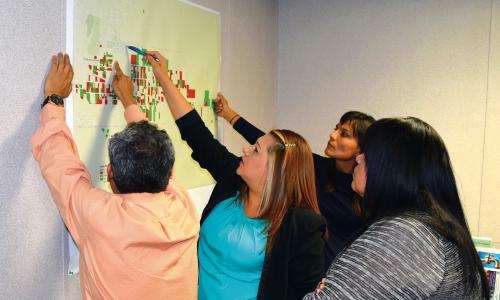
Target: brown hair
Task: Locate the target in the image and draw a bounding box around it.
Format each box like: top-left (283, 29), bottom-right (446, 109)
top-left (241, 129), bottom-right (322, 253)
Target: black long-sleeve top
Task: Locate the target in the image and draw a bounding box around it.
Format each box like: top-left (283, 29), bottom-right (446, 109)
top-left (233, 116), bottom-right (366, 267)
top-left (176, 110), bottom-right (326, 300)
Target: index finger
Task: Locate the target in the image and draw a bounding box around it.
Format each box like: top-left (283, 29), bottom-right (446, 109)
top-left (57, 53), bottom-right (64, 70)
top-left (114, 61), bottom-right (124, 76)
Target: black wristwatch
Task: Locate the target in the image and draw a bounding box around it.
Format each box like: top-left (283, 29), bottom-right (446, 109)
top-left (41, 94), bottom-right (65, 109)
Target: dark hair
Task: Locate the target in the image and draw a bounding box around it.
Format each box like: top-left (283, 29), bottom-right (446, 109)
top-left (339, 111), bottom-right (375, 148)
top-left (108, 121), bottom-right (175, 193)
top-left (326, 111), bottom-right (375, 192)
top-left (360, 117), bottom-right (488, 298)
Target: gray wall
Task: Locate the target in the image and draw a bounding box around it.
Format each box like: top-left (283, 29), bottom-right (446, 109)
top-left (276, 0), bottom-right (500, 247)
top-left (0, 0), bottom-right (277, 298)
top-left (0, 0), bottom-right (68, 298)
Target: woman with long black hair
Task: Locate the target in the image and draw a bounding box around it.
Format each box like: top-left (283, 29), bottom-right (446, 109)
top-left (304, 117), bottom-right (489, 299)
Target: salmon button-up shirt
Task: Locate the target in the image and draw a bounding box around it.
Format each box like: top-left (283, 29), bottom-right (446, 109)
top-left (31, 104), bottom-right (199, 300)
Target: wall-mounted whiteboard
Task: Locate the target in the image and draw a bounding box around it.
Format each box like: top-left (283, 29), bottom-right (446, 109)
top-left (70, 0), bottom-right (220, 190)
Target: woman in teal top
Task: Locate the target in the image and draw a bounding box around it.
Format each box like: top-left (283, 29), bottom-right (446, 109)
top-left (198, 195), bottom-right (267, 299)
top-left (146, 50), bottom-right (326, 300)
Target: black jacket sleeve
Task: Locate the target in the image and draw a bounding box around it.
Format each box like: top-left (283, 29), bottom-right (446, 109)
top-left (176, 109), bottom-right (240, 182)
top-left (233, 116), bottom-right (266, 145)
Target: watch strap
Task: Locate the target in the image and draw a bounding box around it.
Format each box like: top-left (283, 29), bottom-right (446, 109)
top-left (41, 94), bottom-right (64, 109)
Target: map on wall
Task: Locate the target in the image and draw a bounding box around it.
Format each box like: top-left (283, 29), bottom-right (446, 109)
top-left (72, 0), bottom-right (220, 191)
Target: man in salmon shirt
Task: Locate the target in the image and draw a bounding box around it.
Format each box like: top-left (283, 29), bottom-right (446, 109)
top-left (32, 53), bottom-right (199, 300)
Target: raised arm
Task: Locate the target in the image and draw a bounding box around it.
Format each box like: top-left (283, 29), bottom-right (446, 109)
top-left (215, 93), bottom-right (265, 144)
top-left (112, 62), bottom-right (147, 124)
top-left (145, 51), bottom-right (240, 181)
top-left (32, 53), bottom-right (90, 245)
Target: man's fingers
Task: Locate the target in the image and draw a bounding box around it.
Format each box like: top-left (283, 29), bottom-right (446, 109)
top-left (62, 54), bottom-right (71, 73)
top-left (114, 61), bottom-right (123, 76)
top-left (114, 61), bottom-right (122, 75)
top-left (50, 55), bottom-right (57, 72)
top-left (57, 53), bottom-right (64, 70)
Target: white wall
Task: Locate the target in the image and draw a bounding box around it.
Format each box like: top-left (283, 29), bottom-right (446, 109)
top-left (276, 0), bottom-right (500, 247)
top-left (0, 0), bottom-right (277, 298)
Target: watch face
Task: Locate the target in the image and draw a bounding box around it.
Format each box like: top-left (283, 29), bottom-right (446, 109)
top-left (49, 94), bottom-right (64, 106)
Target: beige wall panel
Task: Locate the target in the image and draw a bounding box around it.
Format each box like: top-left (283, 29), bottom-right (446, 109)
top-left (479, 0), bottom-right (500, 248)
top-left (276, 0), bottom-right (492, 233)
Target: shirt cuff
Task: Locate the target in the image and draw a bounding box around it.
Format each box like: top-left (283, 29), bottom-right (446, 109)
top-left (40, 103), bottom-right (65, 124)
top-left (124, 104), bottom-right (147, 123)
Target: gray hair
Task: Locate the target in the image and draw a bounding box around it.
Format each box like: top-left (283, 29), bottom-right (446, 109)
top-left (108, 121), bottom-right (174, 193)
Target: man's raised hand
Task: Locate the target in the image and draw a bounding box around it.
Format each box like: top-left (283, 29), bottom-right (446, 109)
top-left (44, 53), bottom-right (74, 99)
top-left (112, 62), bottom-right (136, 108)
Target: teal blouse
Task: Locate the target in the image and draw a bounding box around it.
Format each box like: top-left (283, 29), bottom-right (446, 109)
top-left (198, 195), bottom-right (268, 300)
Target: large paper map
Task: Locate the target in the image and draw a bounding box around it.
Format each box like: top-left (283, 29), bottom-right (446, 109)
top-left (72, 0), bottom-right (220, 189)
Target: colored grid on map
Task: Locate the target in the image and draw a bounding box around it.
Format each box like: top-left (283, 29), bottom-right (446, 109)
top-left (75, 51), bottom-right (117, 105)
top-left (75, 50), bottom-right (216, 123)
top-left (130, 53), bottom-right (164, 122)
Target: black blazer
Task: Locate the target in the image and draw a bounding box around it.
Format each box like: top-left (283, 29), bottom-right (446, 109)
top-left (176, 110), bottom-right (326, 300)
